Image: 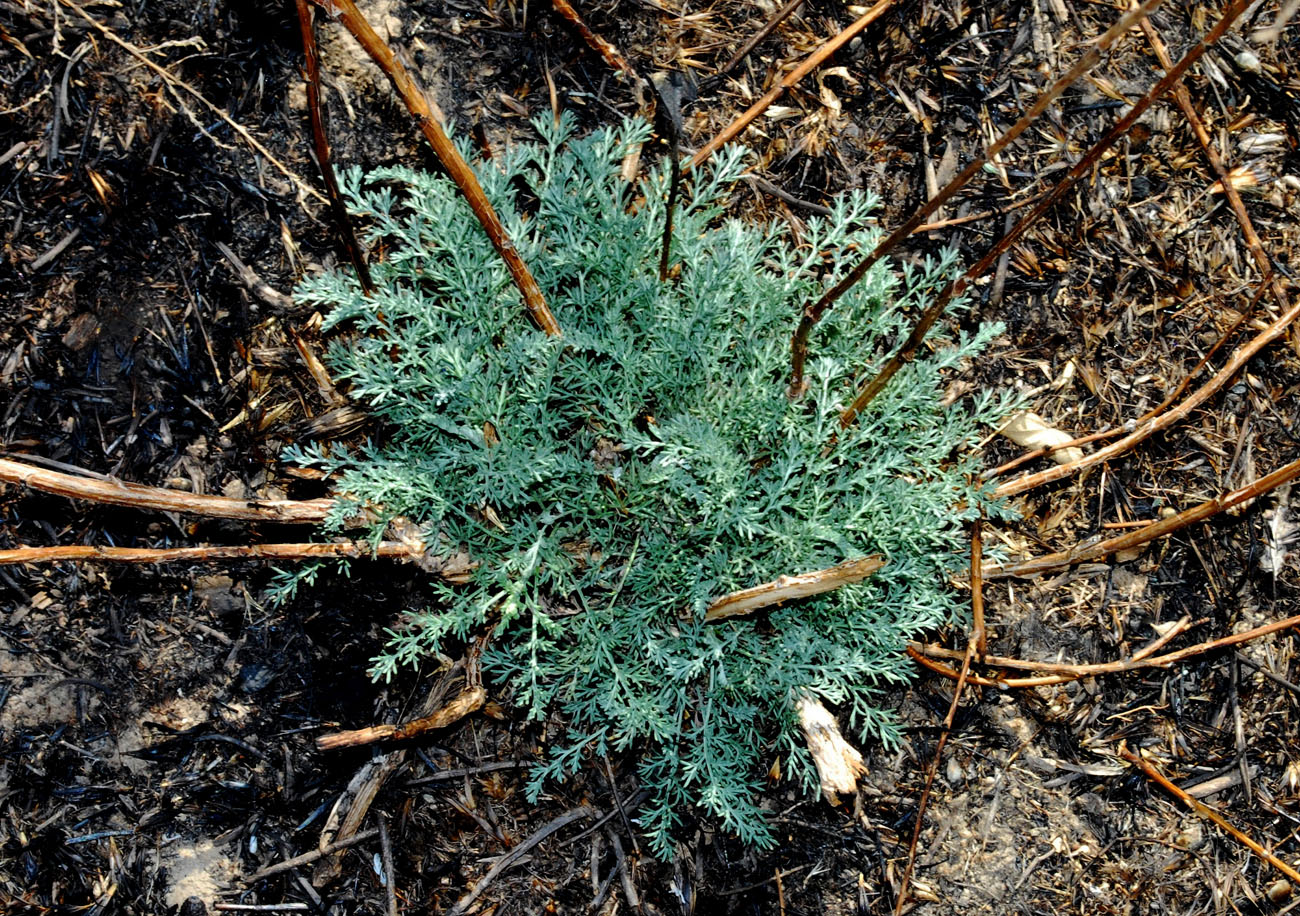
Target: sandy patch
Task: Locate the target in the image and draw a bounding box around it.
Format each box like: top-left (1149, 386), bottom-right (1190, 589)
top-left (162, 837), bottom-right (239, 910)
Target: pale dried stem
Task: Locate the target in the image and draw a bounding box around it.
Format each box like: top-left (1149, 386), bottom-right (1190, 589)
top-left (0, 457), bottom-right (343, 524)
top-left (910, 612), bottom-right (1300, 688)
top-left (245, 828), bottom-right (380, 882)
top-left (0, 541), bottom-right (477, 581)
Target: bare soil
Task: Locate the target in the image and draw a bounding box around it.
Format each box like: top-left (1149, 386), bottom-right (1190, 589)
top-left (1, 0), bottom-right (1299, 913)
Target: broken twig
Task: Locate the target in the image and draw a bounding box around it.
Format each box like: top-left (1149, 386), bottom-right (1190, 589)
top-left (316, 687), bottom-right (486, 750)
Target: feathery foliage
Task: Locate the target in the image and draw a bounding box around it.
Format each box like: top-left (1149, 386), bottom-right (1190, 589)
top-left (283, 114), bottom-right (1016, 854)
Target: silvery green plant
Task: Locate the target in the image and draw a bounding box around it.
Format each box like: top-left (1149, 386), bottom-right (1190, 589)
top-left (281, 114), bottom-right (1016, 854)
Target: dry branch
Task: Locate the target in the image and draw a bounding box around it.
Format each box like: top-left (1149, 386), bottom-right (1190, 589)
top-left (838, 0), bottom-right (1253, 429)
top-left (0, 456), bottom-right (342, 524)
top-left (548, 0), bottom-right (644, 91)
top-left (306, 0), bottom-right (560, 336)
top-left (786, 0), bottom-right (1166, 397)
top-left (0, 540), bottom-right (477, 580)
top-left (245, 829), bottom-right (380, 883)
top-left (987, 281), bottom-right (1294, 496)
top-left (1119, 746), bottom-right (1300, 886)
top-left (970, 519), bottom-right (986, 658)
top-left (986, 457), bottom-right (1300, 579)
top-left (316, 686), bottom-right (486, 750)
top-left (705, 555), bottom-right (884, 621)
top-left (687, 0), bottom-right (895, 171)
top-left (896, 633), bottom-right (976, 915)
top-left (1140, 19), bottom-right (1290, 320)
top-left (295, 0), bottom-right (373, 292)
top-left (449, 807), bottom-right (595, 916)
top-left (716, 0), bottom-right (807, 77)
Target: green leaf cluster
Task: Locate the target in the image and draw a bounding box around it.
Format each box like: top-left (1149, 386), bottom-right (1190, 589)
top-left (286, 114), bottom-right (1017, 854)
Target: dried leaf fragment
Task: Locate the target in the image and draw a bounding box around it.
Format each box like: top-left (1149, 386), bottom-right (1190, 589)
top-left (797, 694), bottom-right (865, 805)
top-left (1000, 411), bottom-right (1084, 465)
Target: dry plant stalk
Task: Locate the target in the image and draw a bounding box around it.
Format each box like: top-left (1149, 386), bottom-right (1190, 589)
top-left (1139, 19), bottom-right (1290, 320)
top-left (716, 0), bottom-right (807, 77)
top-left (895, 634), bottom-right (976, 915)
top-left (1119, 746), bottom-right (1300, 886)
top-left (547, 0), bottom-right (643, 88)
top-left (911, 612), bottom-right (1300, 689)
top-left (0, 541), bottom-right (469, 579)
top-left (306, 0), bottom-right (560, 336)
top-left (705, 555), bottom-right (883, 621)
top-left (0, 456), bottom-right (340, 524)
top-left (987, 456), bottom-right (1300, 579)
top-left (785, 0), bottom-right (1167, 397)
top-left (687, 0), bottom-right (896, 170)
top-left (295, 0), bottom-right (373, 292)
top-left (838, 0), bottom-right (1253, 429)
top-left (316, 686), bottom-right (486, 749)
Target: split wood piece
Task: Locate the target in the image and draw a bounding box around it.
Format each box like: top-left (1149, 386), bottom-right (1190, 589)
top-left (797, 694), bottom-right (864, 805)
top-left (316, 686), bottom-right (486, 750)
top-left (0, 541), bottom-right (476, 581)
top-left (986, 456), bottom-right (1300, 580)
top-left (449, 806), bottom-right (595, 916)
top-left (910, 612), bottom-right (1300, 689)
top-left (785, 0), bottom-right (1166, 398)
top-left (307, 0), bottom-right (560, 337)
top-left (0, 456), bottom-right (344, 524)
top-left (59, 0), bottom-right (326, 206)
top-left (838, 0), bottom-right (1252, 429)
top-left (1119, 746), bottom-right (1300, 885)
top-left (715, 0), bottom-right (806, 77)
top-left (687, 0), bottom-right (895, 171)
top-left (245, 828), bottom-right (379, 882)
top-left (704, 554), bottom-right (884, 621)
top-left (1141, 19), bottom-right (1290, 322)
top-left (294, 0), bottom-right (374, 292)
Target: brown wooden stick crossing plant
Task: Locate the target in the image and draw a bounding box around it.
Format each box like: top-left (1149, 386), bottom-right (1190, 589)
top-left (304, 0), bottom-right (560, 337)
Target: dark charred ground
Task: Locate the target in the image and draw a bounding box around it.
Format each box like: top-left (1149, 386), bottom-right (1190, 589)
top-left (2, 0), bottom-right (1300, 913)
